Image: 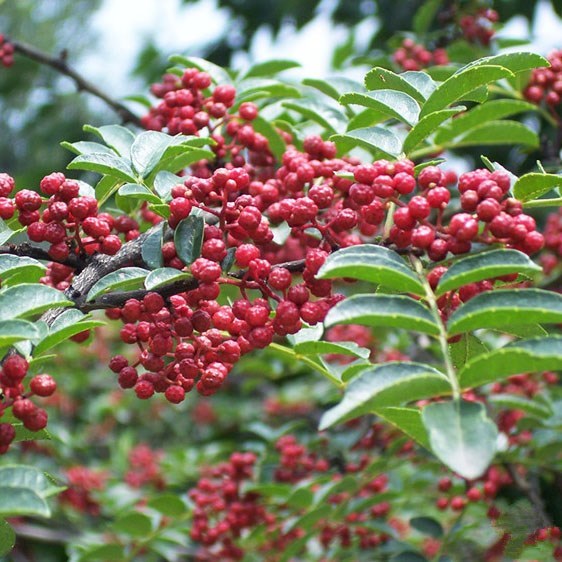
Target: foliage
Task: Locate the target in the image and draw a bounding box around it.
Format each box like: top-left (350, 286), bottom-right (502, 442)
top-left (0, 2), bottom-right (562, 561)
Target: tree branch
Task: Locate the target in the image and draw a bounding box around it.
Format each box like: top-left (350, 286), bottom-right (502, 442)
top-left (504, 463), bottom-right (551, 527)
top-left (8, 38), bottom-right (143, 127)
top-left (0, 243), bottom-right (85, 270)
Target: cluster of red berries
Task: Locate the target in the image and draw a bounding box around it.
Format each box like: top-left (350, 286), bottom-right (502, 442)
top-left (124, 444), bottom-right (165, 489)
top-left (524, 526), bottom-right (562, 558)
top-left (0, 354), bottom-right (55, 453)
top-left (541, 207), bottom-right (562, 274)
top-left (435, 464), bottom-right (562, 560)
top-left (389, 166), bottom-right (544, 261)
top-left (143, 69), bottom-right (275, 171)
top-left (59, 466), bottom-right (108, 516)
top-left (524, 50), bottom-right (562, 107)
top-left (0, 172), bottom-right (141, 267)
top-left (188, 435), bottom-right (399, 560)
top-left (143, 69), bottom-right (233, 134)
top-left (486, 526), bottom-right (562, 561)
top-left (393, 39), bottom-right (449, 71)
top-left (459, 8), bottom-right (498, 45)
top-left (434, 466), bottom-right (510, 514)
top-left (0, 35), bottom-right (14, 68)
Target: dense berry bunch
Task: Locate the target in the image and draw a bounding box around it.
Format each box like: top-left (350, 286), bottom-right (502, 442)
top-left (541, 207), bottom-right (562, 274)
top-left (393, 38), bottom-right (449, 71)
top-left (188, 436), bottom-right (397, 561)
top-left (59, 466), bottom-right (108, 516)
top-left (459, 8), bottom-right (498, 45)
top-left (142, 69), bottom-right (275, 171)
top-left (0, 35), bottom-right (14, 67)
top-left (0, 172), bottom-right (141, 269)
top-left (124, 444), bottom-right (165, 489)
top-left (0, 354), bottom-right (54, 453)
top-left (524, 50), bottom-right (562, 107)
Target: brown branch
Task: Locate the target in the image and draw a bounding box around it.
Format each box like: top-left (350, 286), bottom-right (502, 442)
top-left (8, 38), bottom-right (143, 127)
top-left (11, 522), bottom-right (78, 544)
top-left (0, 243), bottom-right (85, 270)
top-left (504, 463), bottom-right (551, 527)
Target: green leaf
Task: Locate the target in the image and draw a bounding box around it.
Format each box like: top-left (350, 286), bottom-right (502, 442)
top-left (435, 249), bottom-right (541, 296)
top-left (86, 267), bottom-right (149, 302)
top-left (0, 519), bottom-right (15, 557)
top-left (413, 0), bottom-right (440, 33)
top-left (0, 465), bottom-right (59, 517)
top-left (434, 99), bottom-right (537, 144)
top-left (447, 289), bottom-right (562, 336)
top-left (114, 512), bottom-right (153, 537)
top-left (468, 52), bottom-right (549, 75)
top-left (243, 59), bottom-right (300, 78)
top-left (449, 334), bottom-right (489, 370)
top-left (330, 126), bottom-right (402, 159)
top-left (339, 90), bottom-right (420, 126)
top-left (147, 494), bottom-right (187, 516)
top-left (488, 394), bottom-right (552, 419)
top-left (422, 400), bottom-right (498, 479)
top-left (446, 120), bottom-right (538, 149)
top-left (364, 68), bottom-right (433, 103)
top-left (61, 140), bottom-right (114, 156)
top-left (235, 79), bottom-right (301, 103)
top-left (403, 107), bottom-right (465, 154)
top-left (303, 76), bottom-right (366, 102)
top-left (319, 362), bottom-right (450, 430)
top-left (513, 172), bottom-right (562, 202)
top-left (317, 244), bottom-right (425, 295)
top-left (420, 65), bottom-right (514, 118)
top-left (410, 516), bottom-right (444, 538)
top-left (95, 175), bottom-right (120, 207)
top-left (459, 336), bottom-right (562, 389)
top-left (402, 71), bottom-right (438, 100)
top-left (250, 115), bottom-right (287, 159)
top-left (293, 340), bottom-right (370, 359)
top-left (67, 153), bottom-right (137, 183)
top-left (141, 223), bottom-right (165, 270)
top-left (325, 294), bottom-right (440, 336)
top-left (77, 544), bottom-right (125, 562)
top-left (13, 423), bottom-right (52, 443)
top-left (283, 505), bottom-right (333, 534)
top-left (283, 99), bottom-right (347, 134)
top-left (375, 407), bottom-right (430, 449)
top-left (154, 147), bottom-right (216, 174)
top-left (144, 268), bottom-right (191, 291)
top-left (33, 309), bottom-right (104, 355)
top-left (0, 320), bottom-right (39, 347)
top-left (0, 285), bottom-right (73, 321)
top-left (84, 124), bottom-right (136, 157)
top-left (118, 183), bottom-right (161, 203)
top-left (154, 171), bottom-right (181, 201)
top-left (174, 214), bottom-right (205, 266)
top-left (0, 255), bottom-right (46, 284)
top-left (169, 55), bottom-right (232, 85)
top-left (130, 131), bottom-right (187, 178)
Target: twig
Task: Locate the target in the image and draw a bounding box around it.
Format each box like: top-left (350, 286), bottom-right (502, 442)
top-left (8, 38), bottom-right (143, 127)
top-left (0, 242), bottom-right (85, 270)
top-left (504, 462), bottom-right (551, 527)
top-left (11, 522), bottom-right (78, 544)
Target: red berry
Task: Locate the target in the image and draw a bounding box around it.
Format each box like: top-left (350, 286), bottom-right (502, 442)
top-left (29, 374), bottom-right (57, 397)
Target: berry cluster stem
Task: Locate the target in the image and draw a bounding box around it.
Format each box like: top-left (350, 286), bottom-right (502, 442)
top-left (412, 256), bottom-right (460, 399)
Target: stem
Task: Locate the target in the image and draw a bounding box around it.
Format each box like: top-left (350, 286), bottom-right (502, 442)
top-left (522, 197), bottom-right (562, 208)
top-left (412, 256), bottom-right (460, 399)
top-left (268, 342), bottom-right (344, 388)
top-left (408, 145), bottom-right (444, 161)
